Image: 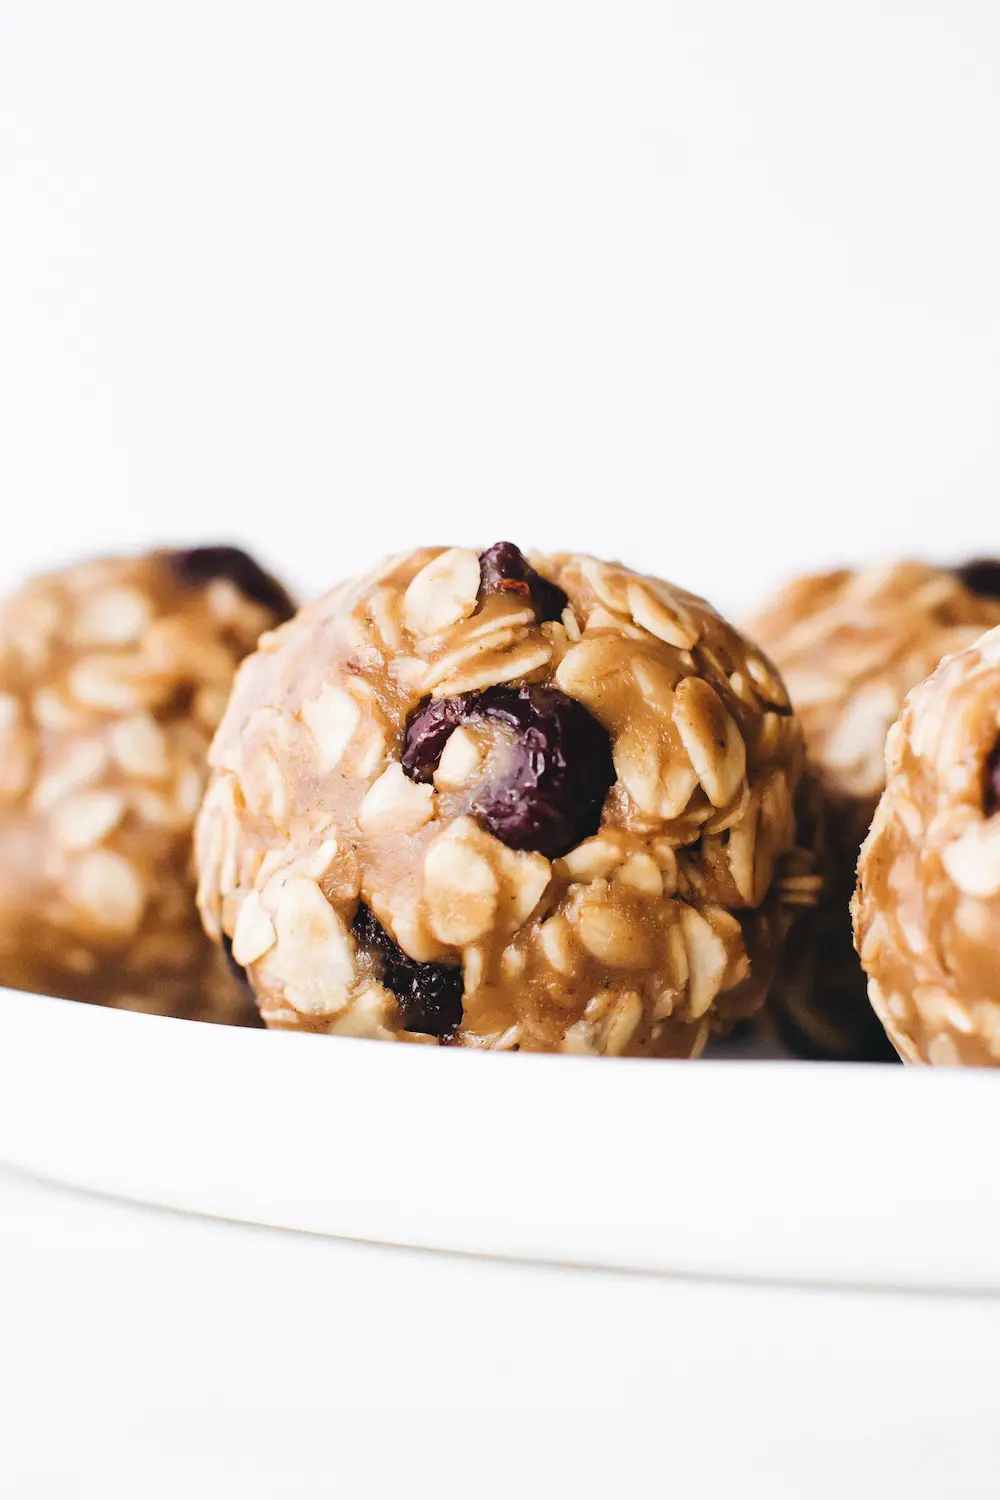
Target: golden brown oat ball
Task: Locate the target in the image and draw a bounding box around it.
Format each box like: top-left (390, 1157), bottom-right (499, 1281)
top-left (855, 625), bottom-right (1000, 1065)
top-left (0, 546), bottom-right (294, 1021)
top-left (748, 561), bottom-right (1000, 1061)
top-left (196, 544), bottom-right (814, 1056)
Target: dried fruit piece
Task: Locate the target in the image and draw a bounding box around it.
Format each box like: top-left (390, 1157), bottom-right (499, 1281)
top-left (402, 683), bottom-right (614, 859)
top-left (477, 542), bottom-right (568, 623)
top-left (956, 558), bottom-right (1000, 600)
top-left (400, 696), bottom-right (466, 781)
top-left (352, 903), bottom-right (463, 1038)
top-left (170, 546), bottom-right (295, 621)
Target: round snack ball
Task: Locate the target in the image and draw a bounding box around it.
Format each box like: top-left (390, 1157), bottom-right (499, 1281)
top-left (747, 561), bottom-right (1000, 1061)
top-left (196, 544), bottom-right (814, 1056)
top-left (0, 546), bottom-right (294, 1022)
top-left (855, 624), bottom-right (1000, 1065)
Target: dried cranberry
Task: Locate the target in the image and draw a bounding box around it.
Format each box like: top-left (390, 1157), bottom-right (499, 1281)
top-left (352, 903), bottom-right (463, 1039)
top-left (399, 696), bottom-right (467, 783)
top-left (985, 738), bottom-right (1000, 816)
top-left (478, 542), bottom-right (567, 623)
top-left (402, 683), bottom-right (614, 860)
top-left (956, 558), bottom-right (1000, 600)
top-left (170, 546), bottom-right (295, 621)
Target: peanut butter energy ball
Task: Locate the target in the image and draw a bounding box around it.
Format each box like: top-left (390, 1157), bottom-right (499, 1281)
top-left (0, 546), bottom-right (294, 1020)
top-left (749, 561), bottom-right (1000, 1061)
top-left (196, 544), bottom-right (813, 1055)
top-left (855, 625), bottom-right (1000, 1065)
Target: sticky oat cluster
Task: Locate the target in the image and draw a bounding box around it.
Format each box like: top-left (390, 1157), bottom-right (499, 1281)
top-left (196, 544), bottom-right (816, 1055)
top-left (748, 560), bottom-right (1000, 1060)
top-left (0, 547), bottom-right (293, 1020)
top-left (855, 625), bottom-right (1000, 1066)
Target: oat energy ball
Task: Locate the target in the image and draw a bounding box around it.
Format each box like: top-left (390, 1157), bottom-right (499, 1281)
top-left (855, 625), bottom-right (1000, 1065)
top-left (0, 547), bottom-right (294, 1021)
top-left (748, 561), bottom-right (1000, 1061)
top-left (196, 544), bottom-right (812, 1056)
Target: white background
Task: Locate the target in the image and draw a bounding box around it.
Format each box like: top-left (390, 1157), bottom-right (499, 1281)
top-left (3, 2), bottom-right (1000, 1495)
top-left (5, 1164), bottom-right (1000, 1500)
top-left (1, 1), bottom-right (999, 610)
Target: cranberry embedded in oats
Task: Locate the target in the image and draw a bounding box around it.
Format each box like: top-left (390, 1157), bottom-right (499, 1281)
top-left (196, 546), bottom-right (813, 1054)
top-left (747, 561), bottom-right (1000, 1062)
top-left (955, 558), bottom-right (1000, 601)
top-left (352, 903), bottom-right (463, 1037)
top-left (170, 545), bottom-right (295, 622)
top-left (0, 547), bottom-right (293, 1022)
top-left (403, 684), bottom-right (614, 859)
top-left (477, 542), bottom-right (568, 623)
top-left (400, 695), bottom-right (466, 782)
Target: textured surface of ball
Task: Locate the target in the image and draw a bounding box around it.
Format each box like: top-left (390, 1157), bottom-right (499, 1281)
top-left (197, 544), bottom-right (813, 1056)
top-left (748, 561), bottom-right (1000, 1060)
top-left (0, 547), bottom-right (293, 1021)
top-left (855, 625), bottom-right (1000, 1065)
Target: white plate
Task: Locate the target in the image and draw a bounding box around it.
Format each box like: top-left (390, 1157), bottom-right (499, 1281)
top-left (0, 986), bottom-right (996, 1292)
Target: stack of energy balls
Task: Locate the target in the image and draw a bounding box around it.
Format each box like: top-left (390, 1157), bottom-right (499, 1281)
top-left (4, 540), bottom-right (999, 1066)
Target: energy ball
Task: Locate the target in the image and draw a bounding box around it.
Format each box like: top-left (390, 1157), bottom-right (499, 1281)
top-left (196, 544), bottom-right (813, 1056)
top-left (0, 546), bottom-right (294, 1021)
top-left (748, 561), bottom-right (1000, 1061)
top-left (855, 625), bottom-right (1000, 1065)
